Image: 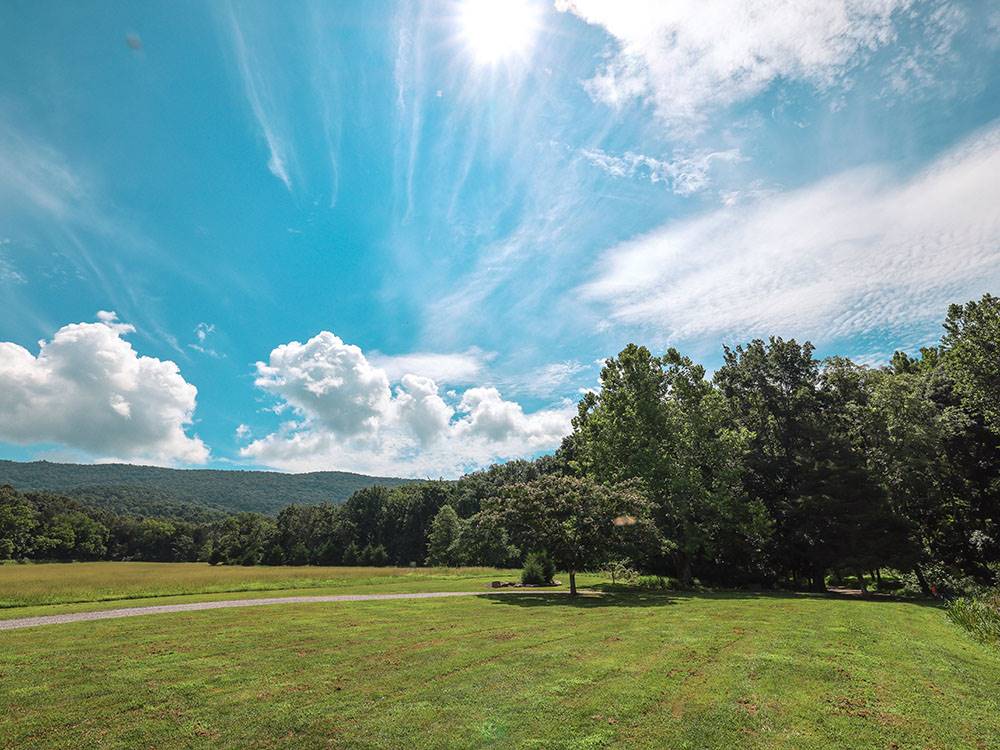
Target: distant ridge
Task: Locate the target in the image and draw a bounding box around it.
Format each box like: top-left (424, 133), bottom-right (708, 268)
top-left (0, 460), bottom-right (415, 517)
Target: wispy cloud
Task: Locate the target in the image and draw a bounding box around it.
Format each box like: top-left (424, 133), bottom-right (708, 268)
top-left (558, 0), bottom-right (911, 129)
top-left (0, 238), bottom-right (25, 284)
top-left (225, 5), bottom-right (293, 190)
top-left (579, 147), bottom-right (743, 195)
top-left (581, 121), bottom-right (1000, 345)
top-left (504, 360), bottom-right (591, 399)
top-left (188, 322), bottom-right (222, 358)
top-left (0, 117), bottom-right (195, 352)
top-left (370, 347), bottom-right (493, 385)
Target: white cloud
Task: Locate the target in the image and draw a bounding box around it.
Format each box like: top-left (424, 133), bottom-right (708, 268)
top-left (580, 122), bottom-right (1000, 345)
top-left (580, 147), bottom-right (743, 195)
top-left (0, 313), bottom-right (208, 464)
top-left (253, 332), bottom-right (391, 437)
top-left (226, 7), bottom-right (293, 190)
top-left (505, 360), bottom-right (590, 398)
top-left (557, 0), bottom-right (909, 127)
top-left (0, 238), bottom-right (26, 285)
top-left (241, 332), bottom-right (572, 476)
top-left (189, 322), bottom-right (221, 358)
top-left (369, 347), bottom-right (492, 385)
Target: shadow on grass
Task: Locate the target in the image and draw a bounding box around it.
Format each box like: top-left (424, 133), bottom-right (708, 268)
top-left (483, 592), bottom-right (679, 609)
top-left (484, 587), bottom-right (942, 610)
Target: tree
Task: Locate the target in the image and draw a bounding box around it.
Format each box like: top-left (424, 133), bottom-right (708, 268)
top-left (489, 475), bottom-right (650, 594)
top-left (212, 513), bottom-right (278, 566)
top-left (453, 510), bottom-right (519, 568)
top-left (715, 338), bottom-right (833, 589)
top-left (0, 485), bottom-right (38, 559)
top-left (425, 505), bottom-right (464, 567)
top-left (570, 345), bottom-right (763, 584)
top-left (942, 294), bottom-right (1000, 435)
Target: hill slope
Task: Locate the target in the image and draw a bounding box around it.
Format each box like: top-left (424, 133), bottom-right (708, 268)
top-left (0, 460), bottom-right (415, 516)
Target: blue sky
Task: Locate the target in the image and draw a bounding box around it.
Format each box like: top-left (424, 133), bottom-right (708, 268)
top-left (1, 0), bottom-right (998, 476)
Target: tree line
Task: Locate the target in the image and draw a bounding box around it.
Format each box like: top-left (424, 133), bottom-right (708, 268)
top-left (2, 295), bottom-right (997, 595)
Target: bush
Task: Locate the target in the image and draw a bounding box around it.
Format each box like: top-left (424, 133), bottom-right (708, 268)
top-left (521, 551), bottom-right (555, 585)
top-left (947, 590), bottom-right (1000, 646)
top-left (602, 559), bottom-right (639, 586)
top-left (898, 563), bottom-right (987, 598)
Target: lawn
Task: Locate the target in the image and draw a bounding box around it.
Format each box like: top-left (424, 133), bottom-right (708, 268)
top-left (0, 562), bottom-right (541, 610)
top-left (1, 566), bottom-right (998, 749)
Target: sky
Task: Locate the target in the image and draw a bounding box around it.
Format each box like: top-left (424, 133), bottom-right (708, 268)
top-left (1, 0), bottom-right (998, 477)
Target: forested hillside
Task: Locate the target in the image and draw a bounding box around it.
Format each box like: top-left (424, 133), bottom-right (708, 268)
top-left (0, 461), bottom-right (413, 516)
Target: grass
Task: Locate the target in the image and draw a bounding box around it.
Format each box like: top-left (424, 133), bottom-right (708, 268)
top-left (947, 589), bottom-right (1000, 646)
top-left (0, 562), bottom-right (539, 609)
top-left (1, 565), bottom-right (999, 749)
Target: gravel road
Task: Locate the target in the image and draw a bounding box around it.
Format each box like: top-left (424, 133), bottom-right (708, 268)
top-left (0, 589), bottom-right (572, 631)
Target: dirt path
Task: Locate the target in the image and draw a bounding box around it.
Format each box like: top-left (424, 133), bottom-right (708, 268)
top-left (0, 589), bottom-right (574, 631)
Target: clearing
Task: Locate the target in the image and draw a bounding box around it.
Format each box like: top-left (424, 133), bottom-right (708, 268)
top-left (1, 563), bottom-right (998, 749)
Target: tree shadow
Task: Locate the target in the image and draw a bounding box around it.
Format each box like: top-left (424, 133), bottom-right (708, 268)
top-left (483, 592), bottom-right (678, 609)
top-left (484, 587), bottom-right (943, 610)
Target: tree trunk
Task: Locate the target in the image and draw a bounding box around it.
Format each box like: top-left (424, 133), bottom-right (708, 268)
top-left (810, 567), bottom-right (826, 593)
top-left (914, 564), bottom-right (932, 596)
top-left (569, 570), bottom-right (577, 596)
top-left (857, 570), bottom-right (868, 595)
top-left (676, 551), bottom-right (693, 588)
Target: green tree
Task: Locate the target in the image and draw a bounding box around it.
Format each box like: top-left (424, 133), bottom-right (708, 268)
top-left (453, 510), bottom-right (519, 568)
top-left (0, 485), bottom-right (38, 559)
top-left (942, 294), bottom-right (1000, 435)
top-left (715, 338), bottom-right (832, 589)
top-left (425, 505), bottom-right (464, 567)
top-left (570, 345), bottom-right (762, 584)
top-left (489, 475), bottom-right (650, 594)
top-left (212, 513), bottom-right (278, 566)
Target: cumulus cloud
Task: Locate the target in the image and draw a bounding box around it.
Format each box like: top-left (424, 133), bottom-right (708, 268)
top-left (241, 332), bottom-right (572, 476)
top-left (253, 332), bottom-right (391, 436)
top-left (557, 0), bottom-right (909, 127)
top-left (0, 313), bottom-right (208, 464)
top-left (580, 121), bottom-right (1000, 345)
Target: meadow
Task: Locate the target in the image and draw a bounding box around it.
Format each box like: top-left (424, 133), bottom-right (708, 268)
top-left (1, 564), bottom-right (999, 749)
top-left (0, 562), bottom-right (527, 610)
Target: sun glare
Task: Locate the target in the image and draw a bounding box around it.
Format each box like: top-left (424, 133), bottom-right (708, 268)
top-left (458, 0), bottom-right (540, 65)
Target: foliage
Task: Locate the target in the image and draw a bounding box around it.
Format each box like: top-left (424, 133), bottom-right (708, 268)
top-left (520, 551), bottom-right (556, 585)
top-left (942, 293), bottom-right (1000, 435)
top-left (490, 475), bottom-right (652, 593)
top-left (1, 296), bottom-right (997, 596)
top-left (425, 505), bottom-right (464, 566)
top-left (947, 589), bottom-right (1000, 646)
top-left (0, 460), bottom-right (413, 515)
top-left (601, 558), bottom-right (639, 586)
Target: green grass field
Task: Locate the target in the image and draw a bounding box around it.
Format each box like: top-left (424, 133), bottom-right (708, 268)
top-left (0, 562), bottom-right (532, 610)
top-left (1, 564), bottom-right (999, 749)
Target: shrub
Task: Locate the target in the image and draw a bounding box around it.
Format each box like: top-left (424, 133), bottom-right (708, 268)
top-left (521, 551), bottom-right (555, 585)
top-left (947, 590), bottom-right (1000, 646)
top-left (602, 559), bottom-right (639, 586)
top-left (362, 544), bottom-right (389, 567)
top-left (635, 575), bottom-right (679, 590)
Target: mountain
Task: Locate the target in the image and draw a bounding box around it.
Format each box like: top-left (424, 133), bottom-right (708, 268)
top-left (0, 460), bottom-right (415, 517)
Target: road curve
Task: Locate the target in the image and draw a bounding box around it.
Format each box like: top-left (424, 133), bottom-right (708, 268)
top-left (0, 589), bottom-right (574, 631)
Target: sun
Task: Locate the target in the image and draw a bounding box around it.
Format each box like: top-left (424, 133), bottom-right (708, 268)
top-left (458, 0), bottom-right (540, 65)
